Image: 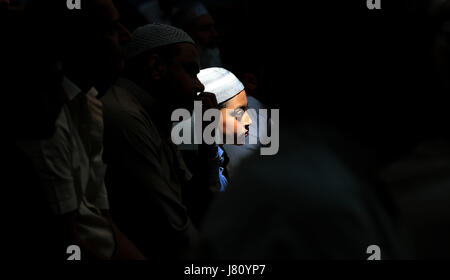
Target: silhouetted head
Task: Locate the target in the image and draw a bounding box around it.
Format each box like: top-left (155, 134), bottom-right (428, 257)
top-left (124, 24), bottom-right (205, 111)
top-left (2, 6), bottom-right (65, 139)
top-left (27, 0), bottom-right (131, 91)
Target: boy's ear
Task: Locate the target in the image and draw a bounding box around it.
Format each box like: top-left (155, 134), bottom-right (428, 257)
top-left (147, 54), bottom-right (167, 81)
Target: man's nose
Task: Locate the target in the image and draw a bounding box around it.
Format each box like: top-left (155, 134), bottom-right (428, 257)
top-left (195, 77), bottom-right (205, 93)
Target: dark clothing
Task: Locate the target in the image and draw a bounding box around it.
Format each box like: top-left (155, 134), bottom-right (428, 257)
top-left (102, 78), bottom-right (220, 259)
top-left (381, 140), bottom-right (450, 258)
top-left (200, 124), bottom-right (410, 259)
top-left (4, 143), bottom-right (66, 260)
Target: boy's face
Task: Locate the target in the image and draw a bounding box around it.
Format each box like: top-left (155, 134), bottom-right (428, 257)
top-left (220, 90), bottom-right (252, 145)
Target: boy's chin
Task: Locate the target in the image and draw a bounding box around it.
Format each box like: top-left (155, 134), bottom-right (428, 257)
top-left (221, 133), bottom-right (246, 145)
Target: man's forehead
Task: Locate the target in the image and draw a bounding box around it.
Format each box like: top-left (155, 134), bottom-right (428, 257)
top-left (177, 43), bottom-right (200, 61)
top-left (180, 43), bottom-right (199, 57)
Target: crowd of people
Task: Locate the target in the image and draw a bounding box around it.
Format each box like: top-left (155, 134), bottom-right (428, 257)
top-left (2, 0), bottom-right (450, 260)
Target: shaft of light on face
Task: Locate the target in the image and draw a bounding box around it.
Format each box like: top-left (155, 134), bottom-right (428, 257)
top-left (224, 109), bottom-right (236, 145)
top-left (171, 108), bottom-right (192, 144)
top-left (215, 111), bottom-right (224, 144)
top-left (247, 108), bottom-right (258, 145)
top-left (193, 100), bottom-right (203, 144)
top-left (260, 109), bottom-right (279, 155)
top-left (236, 116), bottom-right (246, 145)
top-left (203, 108), bottom-right (221, 145)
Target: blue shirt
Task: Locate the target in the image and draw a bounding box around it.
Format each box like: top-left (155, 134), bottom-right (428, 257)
top-left (218, 146), bottom-right (228, 192)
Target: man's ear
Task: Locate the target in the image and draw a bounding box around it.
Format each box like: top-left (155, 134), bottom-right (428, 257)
top-left (147, 54), bottom-right (167, 81)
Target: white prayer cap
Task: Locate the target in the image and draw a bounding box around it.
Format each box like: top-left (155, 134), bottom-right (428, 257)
top-left (125, 23), bottom-right (195, 61)
top-left (198, 67), bottom-right (245, 104)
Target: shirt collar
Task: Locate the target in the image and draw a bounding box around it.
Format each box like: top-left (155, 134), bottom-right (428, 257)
top-left (62, 76), bottom-right (81, 100)
top-left (63, 76), bottom-right (99, 100)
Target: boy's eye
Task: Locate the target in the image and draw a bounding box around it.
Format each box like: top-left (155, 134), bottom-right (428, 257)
top-left (233, 108), bottom-right (245, 118)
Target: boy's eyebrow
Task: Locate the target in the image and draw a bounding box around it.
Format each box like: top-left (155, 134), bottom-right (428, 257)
top-left (233, 104), bottom-right (247, 111)
top-left (238, 101), bottom-right (248, 109)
